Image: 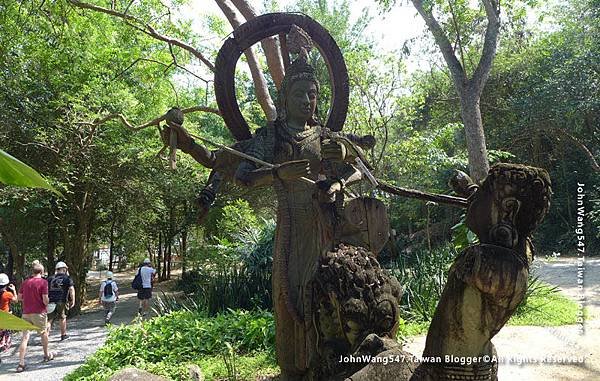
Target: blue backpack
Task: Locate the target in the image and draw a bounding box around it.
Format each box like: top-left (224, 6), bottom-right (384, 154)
top-left (131, 267), bottom-right (143, 290)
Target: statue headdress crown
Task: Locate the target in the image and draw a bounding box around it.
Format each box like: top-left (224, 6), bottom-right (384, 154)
top-left (277, 25), bottom-right (320, 122)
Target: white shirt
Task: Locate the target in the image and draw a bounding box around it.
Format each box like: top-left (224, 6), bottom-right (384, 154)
top-left (137, 266), bottom-right (156, 289)
top-left (100, 280), bottom-right (118, 302)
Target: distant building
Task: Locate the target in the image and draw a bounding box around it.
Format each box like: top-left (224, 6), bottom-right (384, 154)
top-left (92, 246), bottom-right (114, 269)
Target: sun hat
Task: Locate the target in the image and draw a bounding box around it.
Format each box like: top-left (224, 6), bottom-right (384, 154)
top-left (143, 258), bottom-right (151, 264)
top-left (0, 273), bottom-right (9, 286)
top-left (106, 271), bottom-right (113, 279)
top-left (55, 261), bottom-right (68, 270)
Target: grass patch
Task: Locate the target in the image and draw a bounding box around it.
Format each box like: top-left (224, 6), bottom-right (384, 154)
top-left (198, 352), bottom-right (278, 380)
top-left (508, 283), bottom-right (580, 326)
top-left (397, 280), bottom-right (581, 340)
top-left (397, 318), bottom-right (430, 340)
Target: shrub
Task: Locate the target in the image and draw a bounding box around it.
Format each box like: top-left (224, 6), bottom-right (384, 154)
top-left (388, 244), bottom-right (456, 322)
top-left (65, 309), bottom-right (275, 381)
top-left (177, 221), bottom-right (275, 314)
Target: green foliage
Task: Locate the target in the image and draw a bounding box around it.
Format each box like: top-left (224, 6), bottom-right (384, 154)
top-left (389, 245), bottom-right (457, 322)
top-left (0, 149), bottom-right (60, 195)
top-left (0, 310), bottom-right (38, 331)
top-left (151, 291), bottom-right (202, 316)
top-left (197, 352), bottom-right (278, 381)
top-left (451, 215), bottom-right (479, 252)
top-left (480, 0), bottom-right (600, 252)
top-left (177, 220), bottom-right (275, 314)
top-left (65, 309), bottom-right (275, 381)
top-left (509, 275), bottom-right (580, 326)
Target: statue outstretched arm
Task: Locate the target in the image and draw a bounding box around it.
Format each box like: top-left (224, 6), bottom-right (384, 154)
top-left (235, 159), bottom-right (312, 187)
top-left (161, 122), bottom-right (217, 169)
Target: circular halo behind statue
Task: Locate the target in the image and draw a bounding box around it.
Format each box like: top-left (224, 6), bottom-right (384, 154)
top-left (214, 12), bottom-right (350, 141)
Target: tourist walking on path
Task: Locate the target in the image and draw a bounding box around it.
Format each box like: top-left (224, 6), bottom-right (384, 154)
top-left (17, 262), bottom-right (53, 372)
top-left (135, 258), bottom-right (156, 316)
top-left (0, 273), bottom-right (18, 363)
top-left (99, 271), bottom-right (119, 324)
top-left (0, 273), bottom-right (18, 313)
top-left (46, 261), bottom-right (75, 341)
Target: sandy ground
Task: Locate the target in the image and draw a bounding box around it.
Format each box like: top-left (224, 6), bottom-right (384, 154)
top-left (0, 269), bottom-right (174, 381)
top-left (403, 256), bottom-right (600, 381)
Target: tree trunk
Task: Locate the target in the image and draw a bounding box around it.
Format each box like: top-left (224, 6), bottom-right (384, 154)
top-left (230, 0), bottom-right (285, 89)
top-left (47, 224), bottom-right (57, 274)
top-left (109, 218), bottom-right (116, 271)
top-left (146, 241), bottom-right (154, 264)
top-left (167, 243), bottom-right (172, 279)
top-left (161, 233), bottom-right (168, 280)
top-left (215, 0), bottom-right (277, 120)
top-left (0, 232), bottom-right (24, 286)
top-left (6, 247), bottom-right (14, 282)
top-left (411, 0), bottom-right (499, 183)
top-left (181, 228), bottom-right (187, 275)
top-left (11, 245), bottom-right (25, 287)
top-left (460, 94), bottom-right (490, 182)
top-left (157, 232), bottom-right (162, 278)
top-left (62, 190), bottom-right (94, 315)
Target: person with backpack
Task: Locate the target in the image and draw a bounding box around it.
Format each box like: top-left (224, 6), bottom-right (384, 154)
top-left (0, 273), bottom-right (18, 363)
top-left (132, 258), bottom-right (156, 316)
top-left (46, 261), bottom-right (75, 341)
top-left (99, 271), bottom-right (119, 324)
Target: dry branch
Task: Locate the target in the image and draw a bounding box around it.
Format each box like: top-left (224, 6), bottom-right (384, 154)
top-left (230, 0), bottom-right (285, 89)
top-left (77, 106), bottom-right (221, 131)
top-left (215, 0), bottom-right (277, 121)
top-left (552, 127), bottom-right (600, 172)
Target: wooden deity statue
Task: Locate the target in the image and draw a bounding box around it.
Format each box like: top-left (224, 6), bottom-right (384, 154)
top-left (161, 12), bottom-right (553, 381)
top-left (162, 15), bottom-right (398, 380)
top-left (410, 163), bottom-right (552, 381)
top-left (233, 32), bottom-right (368, 380)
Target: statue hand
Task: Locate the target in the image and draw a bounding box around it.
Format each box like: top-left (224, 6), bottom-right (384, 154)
top-left (321, 140), bottom-right (346, 161)
top-left (275, 159), bottom-right (311, 180)
top-left (161, 122), bottom-right (194, 153)
top-left (317, 179), bottom-right (342, 196)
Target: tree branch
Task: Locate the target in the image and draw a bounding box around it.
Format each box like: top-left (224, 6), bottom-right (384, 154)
top-left (471, 0), bottom-right (500, 96)
top-left (215, 0), bottom-right (277, 121)
top-left (447, 0), bottom-right (467, 71)
top-left (230, 0), bottom-right (285, 89)
top-left (69, 0), bottom-right (215, 72)
top-left (551, 127), bottom-right (600, 172)
top-left (411, 0), bottom-right (466, 91)
top-left (76, 106), bottom-right (221, 131)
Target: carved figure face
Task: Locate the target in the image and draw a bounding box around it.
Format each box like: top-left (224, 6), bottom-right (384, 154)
top-left (285, 80), bottom-right (317, 125)
top-left (465, 164), bottom-right (552, 249)
top-left (466, 188), bottom-right (521, 247)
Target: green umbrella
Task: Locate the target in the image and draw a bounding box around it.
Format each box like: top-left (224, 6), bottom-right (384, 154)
top-left (0, 310), bottom-right (39, 331)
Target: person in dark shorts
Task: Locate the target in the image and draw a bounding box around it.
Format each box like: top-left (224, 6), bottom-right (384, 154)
top-left (46, 261), bottom-right (75, 341)
top-left (99, 271), bottom-right (119, 324)
top-left (136, 258), bottom-right (156, 316)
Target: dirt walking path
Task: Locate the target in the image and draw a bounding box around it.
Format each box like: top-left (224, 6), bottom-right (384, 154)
top-left (0, 270), bottom-right (174, 381)
top-left (404, 256), bottom-right (600, 381)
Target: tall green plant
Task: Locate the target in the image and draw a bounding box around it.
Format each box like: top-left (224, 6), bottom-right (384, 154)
top-left (389, 245), bottom-right (456, 322)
